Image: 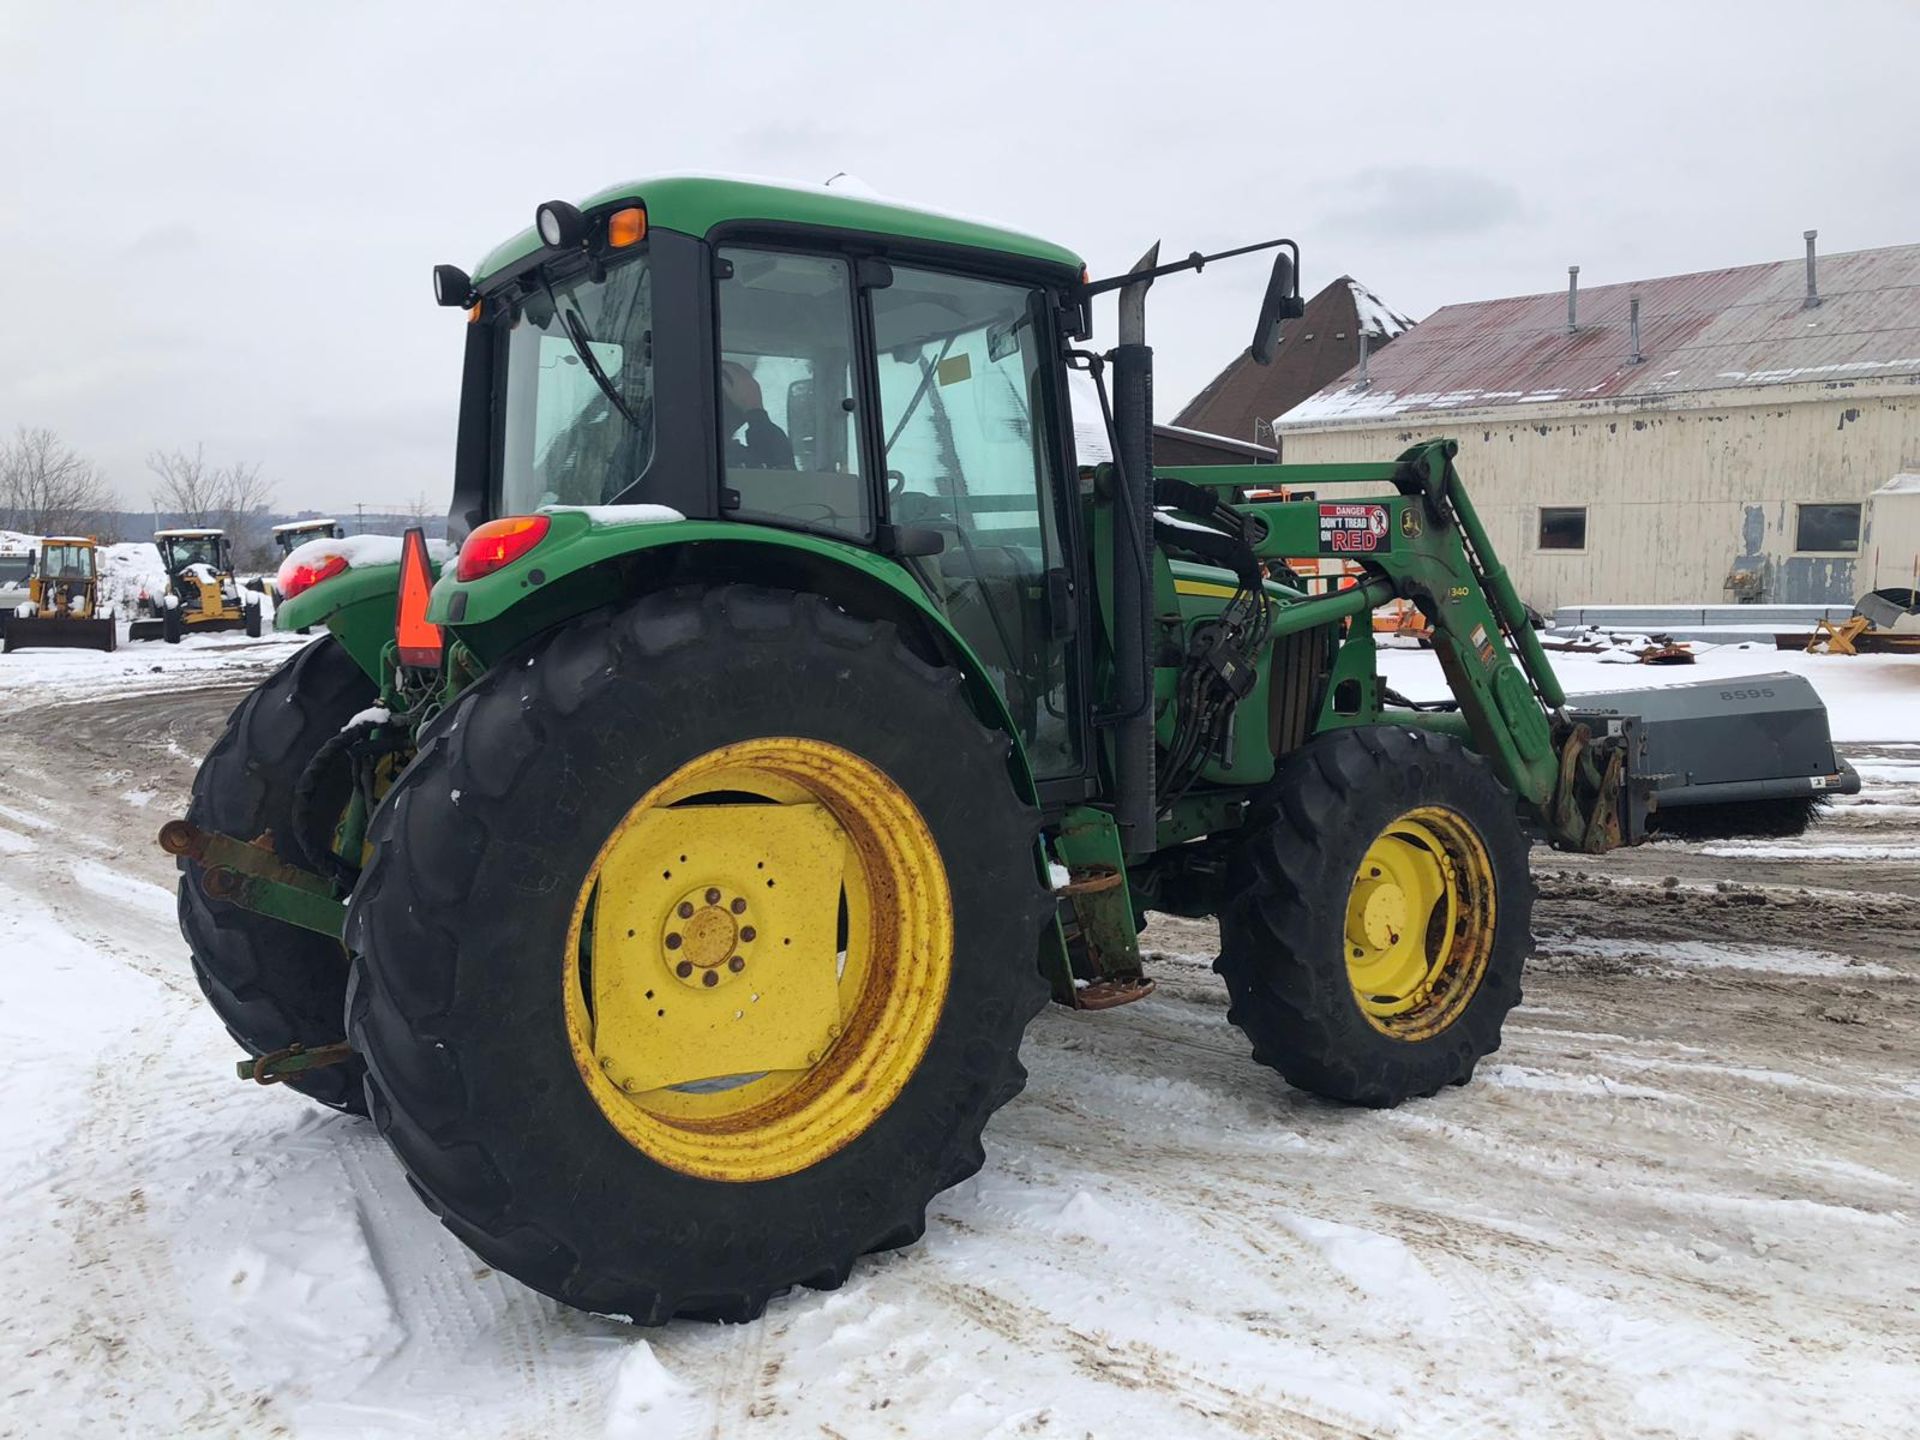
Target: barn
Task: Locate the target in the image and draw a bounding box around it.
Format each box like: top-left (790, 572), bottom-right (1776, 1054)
top-left (1270, 237), bottom-right (1920, 613)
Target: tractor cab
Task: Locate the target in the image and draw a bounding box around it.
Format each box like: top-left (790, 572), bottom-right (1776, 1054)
top-left (272, 519), bottom-right (345, 559)
top-left (440, 178), bottom-right (1096, 792)
top-left (155, 528), bottom-right (235, 582)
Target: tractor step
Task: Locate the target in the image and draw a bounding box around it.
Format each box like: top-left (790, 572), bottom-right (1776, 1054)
top-left (1074, 976), bottom-right (1157, 1010)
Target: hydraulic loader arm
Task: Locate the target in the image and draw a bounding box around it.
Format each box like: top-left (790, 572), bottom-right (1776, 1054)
top-left (1159, 441), bottom-right (1646, 851)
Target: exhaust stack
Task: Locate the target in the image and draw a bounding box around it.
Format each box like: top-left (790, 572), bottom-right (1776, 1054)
top-left (1357, 329), bottom-right (1371, 390)
top-left (1111, 245), bottom-right (1160, 858)
top-left (1804, 229), bottom-right (1822, 309)
top-left (1567, 265), bottom-right (1580, 333)
top-left (1629, 295), bottom-right (1644, 365)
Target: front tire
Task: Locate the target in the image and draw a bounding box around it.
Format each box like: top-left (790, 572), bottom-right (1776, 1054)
top-left (1217, 726), bottom-right (1531, 1107)
top-left (345, 587), bottom-right (1051, 1323)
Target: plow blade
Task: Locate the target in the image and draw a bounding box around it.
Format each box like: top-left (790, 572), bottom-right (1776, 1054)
top-left (2, 617), bottom-right (117, 653)
top-left (1568, 672), bottom-right (1857, 836)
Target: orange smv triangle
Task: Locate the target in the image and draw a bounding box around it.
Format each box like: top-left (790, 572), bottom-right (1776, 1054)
top-left (395, 527), bottom-right (444, 669)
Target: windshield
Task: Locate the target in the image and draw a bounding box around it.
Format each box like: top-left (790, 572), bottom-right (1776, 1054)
top-left (276, 525), bottom-right (339, 556)
top-left (43, 544), bottom-right (94, 580)
top-left (498, 254), bottom-right (654, 514)
top-left (164, 537), bottom-right (225, 573)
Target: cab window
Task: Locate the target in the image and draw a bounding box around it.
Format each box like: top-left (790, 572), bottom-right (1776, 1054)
top-left (871, 267), bottom-right (1080, 778)
top-left (715, 248), bottom-right (868, 538)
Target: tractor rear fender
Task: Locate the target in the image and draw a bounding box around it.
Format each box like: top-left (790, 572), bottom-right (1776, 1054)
top-left (285, 512), bottom-right (1039, 801)
top-left (273, 563), bottom-right (410, 679)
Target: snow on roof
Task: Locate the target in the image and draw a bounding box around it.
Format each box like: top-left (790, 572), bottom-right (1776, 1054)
top-left (1280, 241), bottom-right (1920, 428)
top-left (1349, 280), bottom-right (1413, 340)
top-left (1875, 472), bottom-right (1920, 495)
top-left (271, 518), bottom-right (340, 533)
top-left (154, 528), bottom-right (226, 538)
top-left (1174, 275), bottom-right (1414, 443)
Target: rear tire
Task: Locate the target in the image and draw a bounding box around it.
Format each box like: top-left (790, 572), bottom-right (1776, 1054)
top-left (179, 636), bottom-right (377, 1113)
top-left (345, 586), bottom-right (1051, 1323)
top-left (1217, 726), bottom-right (1531, 1107)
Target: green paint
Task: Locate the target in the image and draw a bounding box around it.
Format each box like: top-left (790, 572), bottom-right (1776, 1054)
top-left (473, 175), bottom-right (1083, 287)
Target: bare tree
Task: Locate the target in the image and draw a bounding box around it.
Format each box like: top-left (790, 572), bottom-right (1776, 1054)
top-left (148, 445), bottom-right (277, 566)
top-left (214, 459), bottom-right (276, 564)
top-left (147, 444), bottom-right (220, 524)
top-left (0, 427), bottom-right (115, 537)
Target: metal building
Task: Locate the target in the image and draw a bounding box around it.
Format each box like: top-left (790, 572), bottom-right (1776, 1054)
top-left (1271, 237), bottom-right (1920, 613)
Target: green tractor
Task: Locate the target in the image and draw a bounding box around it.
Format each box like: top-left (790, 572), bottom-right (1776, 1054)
top-left (165, 176), bottom-right (1856, 1325)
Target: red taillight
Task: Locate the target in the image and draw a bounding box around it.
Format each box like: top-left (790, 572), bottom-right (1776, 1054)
top-left (457, 514), bottom-right (550, 582)
top-left (277, 552), bottom-right (349, 599)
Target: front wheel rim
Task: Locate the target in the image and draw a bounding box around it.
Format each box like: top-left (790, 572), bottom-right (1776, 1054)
top-left (561, 737), bottom-right (953, 1182)
top-left (1343, 805), bottom-right (1496, 1040)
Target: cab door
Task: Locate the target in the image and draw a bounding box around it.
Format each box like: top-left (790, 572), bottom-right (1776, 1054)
top-left (869, 266), bottom-right (1085, 784)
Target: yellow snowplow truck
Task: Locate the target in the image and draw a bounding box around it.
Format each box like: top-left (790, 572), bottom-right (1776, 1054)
top-left (130, 528), bottom-right (262, 643)
top-left (2, 537), bottom-right (117, 653)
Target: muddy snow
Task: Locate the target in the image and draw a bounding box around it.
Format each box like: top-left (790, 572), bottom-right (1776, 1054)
top-left (1, 638), bottom-right (1916, 1438)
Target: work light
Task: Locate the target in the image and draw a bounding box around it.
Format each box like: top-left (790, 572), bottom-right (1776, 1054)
top-left (536, 200), bottom-right (585, 249)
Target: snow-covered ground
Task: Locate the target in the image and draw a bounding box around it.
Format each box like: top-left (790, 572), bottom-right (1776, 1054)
top-left (1, 637), bottom-right (1915, 1439)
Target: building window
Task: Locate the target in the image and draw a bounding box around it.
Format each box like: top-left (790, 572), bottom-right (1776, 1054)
top-left (1538, 506), bottom-right (1587, 550)
top-left (1795, 503), bottom-right (1860, 553)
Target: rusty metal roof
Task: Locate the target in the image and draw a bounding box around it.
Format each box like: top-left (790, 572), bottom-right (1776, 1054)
top-left (1279, 242), bottom-right (1920, 426)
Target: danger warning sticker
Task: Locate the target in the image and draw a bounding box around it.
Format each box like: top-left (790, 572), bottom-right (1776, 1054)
top-left (1317, 503), bottom-right (1392, 554)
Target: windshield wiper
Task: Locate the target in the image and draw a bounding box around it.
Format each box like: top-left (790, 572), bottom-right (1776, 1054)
top-left (541, 275), bottom-right (645, 434)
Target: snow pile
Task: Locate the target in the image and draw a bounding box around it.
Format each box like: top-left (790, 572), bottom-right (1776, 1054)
top-left (602, 1342), bottom-right (698, 1438)
top-left (99, 540), bottom-right (168, 611)
top-left (183, 1187), bottom-right (407, 1398)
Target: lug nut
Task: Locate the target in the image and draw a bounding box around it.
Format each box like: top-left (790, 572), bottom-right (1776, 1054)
top-left (730, 898), bottom-right (747, 915)
top-left (677, 901), bottom-right (694, 919)
top-left (740, 926), bottom-right (756, 942)
top-left (702, 971), bottom-right (719, 987)
top-left (705, 887), bottom-right (721, 905)
top-left (676, 960), bottom-right (693, 978)
top-left (665, 933), bottom-right (682, 949)
top-left (728, 956), bottom-right (745, 973)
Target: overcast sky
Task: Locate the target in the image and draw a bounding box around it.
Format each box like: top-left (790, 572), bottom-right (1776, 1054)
top-left (3, 0), bottom-right (1916, 515)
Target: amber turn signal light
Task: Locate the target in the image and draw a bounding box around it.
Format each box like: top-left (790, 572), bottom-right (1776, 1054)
top-left (607, 206), bottom-right (647, 248)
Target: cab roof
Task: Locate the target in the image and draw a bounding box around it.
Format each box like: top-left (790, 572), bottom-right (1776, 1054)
top-left (472, 174), bottom-right (1084, 287)
top-left (155, 528), bottom-right (226, 538)
top-left (272, 518), bottom-right (340, 533)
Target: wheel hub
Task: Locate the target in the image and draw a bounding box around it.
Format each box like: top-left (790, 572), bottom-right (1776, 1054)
top-left (664, 886), bottom-right (753, 988)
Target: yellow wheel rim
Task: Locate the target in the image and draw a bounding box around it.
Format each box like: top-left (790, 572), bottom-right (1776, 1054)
top-left (1343, 805), bottom-right (1496, 1041)
top-left (562, 737), bottom-right (952, 1183)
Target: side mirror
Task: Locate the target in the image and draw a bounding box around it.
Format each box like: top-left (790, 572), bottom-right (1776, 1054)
top-left (1250, 250), bottom-right (1305, 366)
